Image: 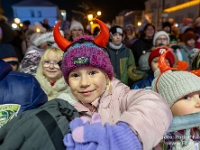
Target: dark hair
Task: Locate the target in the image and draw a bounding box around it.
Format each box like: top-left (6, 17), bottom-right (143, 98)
top-left (140, 23), bottom-right (155, 38)
top-left (143, 23), bottom-right (155, 32)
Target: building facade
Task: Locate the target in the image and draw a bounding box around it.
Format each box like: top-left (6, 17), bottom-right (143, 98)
top-left (12, 0), bottom-right (62, 26)
top-left (145, 0), bottom-right (200, 30)
top-left (114, 10), bottom-right (143, 29)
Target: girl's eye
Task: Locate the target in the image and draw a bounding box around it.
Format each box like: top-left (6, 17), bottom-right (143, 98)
top-left (153, 60), bottom-right (158, 63)
top-left (71, 73), bottom-right (79, 78)
top-left (89, 70), bottom-right (97, 75)
top-left (184, 96), bottom-right (190, 100)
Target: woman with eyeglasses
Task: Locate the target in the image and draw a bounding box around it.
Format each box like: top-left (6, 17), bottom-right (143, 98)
top-left (35, 47), bottom-right (70, 100)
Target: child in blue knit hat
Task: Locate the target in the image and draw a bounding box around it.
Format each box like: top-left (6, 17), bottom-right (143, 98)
top-left (54, 19), bottom-right (173, 150)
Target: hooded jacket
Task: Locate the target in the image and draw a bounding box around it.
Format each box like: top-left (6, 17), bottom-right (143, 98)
top-left (0, 60), bottom-right (47, 115)
top-left (58, 78), bottom-right (173, 150)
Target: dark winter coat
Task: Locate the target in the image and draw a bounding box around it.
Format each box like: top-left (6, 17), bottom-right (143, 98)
top-left (0, 99), bottom-right (79, 150)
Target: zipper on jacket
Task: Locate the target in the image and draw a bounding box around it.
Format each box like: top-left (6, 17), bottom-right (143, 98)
top-left (115, 50), bottom-right (119, 79)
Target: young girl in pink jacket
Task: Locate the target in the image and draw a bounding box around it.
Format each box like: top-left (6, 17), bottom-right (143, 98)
top-left (54, 19), bottom-right (173, 150)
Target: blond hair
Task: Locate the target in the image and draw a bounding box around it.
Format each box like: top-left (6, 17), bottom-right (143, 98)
top-left (36, 47), bottom-right (63, 75)
top-left (40, 47), bottom-right (63, 63)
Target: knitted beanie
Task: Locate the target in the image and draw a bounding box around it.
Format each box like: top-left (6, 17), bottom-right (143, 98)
top-left (61, 36), bottom-right (114, 84)
top-left (148, 47), bottom-right (175, 67)
top-left (138, 51), bottom-right (150, 71)
top-left (153, 31), bottom-right (170, 46)
top-left (162, 22), bottom-right (172, 31)
top-left (152, 70), bottom-right (200, 107)
top-left (0, 44), bottom-right (18, 63)
top-left (70, 20), bottom-right (84, 31)
top-left (110, 25), bottom-right (123, 35)
top-left (182, 31), bottom-right (196, 44)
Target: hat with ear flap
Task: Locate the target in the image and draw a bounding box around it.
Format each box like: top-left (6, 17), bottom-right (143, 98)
top-left (53, 19), bottom-right (114, 84)
top-left (151, 50), bottom-right (200, 107)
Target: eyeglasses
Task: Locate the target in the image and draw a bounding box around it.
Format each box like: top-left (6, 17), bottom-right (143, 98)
top-left (43, 61), bottom-right (61, 69)
top-left (156, 38), bottom-right (168, 41)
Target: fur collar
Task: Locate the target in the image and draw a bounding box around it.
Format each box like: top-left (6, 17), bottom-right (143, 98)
top-left (35, 68), bottom-right (70, 100)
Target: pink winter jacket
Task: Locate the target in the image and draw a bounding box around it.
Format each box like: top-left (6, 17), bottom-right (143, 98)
top-left (57, 78), bottom-right (173, 150)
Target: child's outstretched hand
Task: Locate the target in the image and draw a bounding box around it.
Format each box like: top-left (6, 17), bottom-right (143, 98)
top-left (64, 113), bottom-right (142, 150)
top-left (63, 115), bottom-right (98, 150)
top-left (71, 113), bottom-right (109, 150)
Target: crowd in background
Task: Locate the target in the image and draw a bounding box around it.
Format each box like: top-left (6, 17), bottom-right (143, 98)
top-left (1, 13), bottom-right (200, 149)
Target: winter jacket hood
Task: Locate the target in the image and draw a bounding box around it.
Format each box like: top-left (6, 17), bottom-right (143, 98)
top-left (0, 60), bottom-right (47, 114)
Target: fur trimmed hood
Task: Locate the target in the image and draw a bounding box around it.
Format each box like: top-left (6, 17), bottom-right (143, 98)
top-left (35, 65), bottom-right (70, 101)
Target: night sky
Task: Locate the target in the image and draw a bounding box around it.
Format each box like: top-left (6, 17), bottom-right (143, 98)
top-left (2, 0), bottom-right (146, 23)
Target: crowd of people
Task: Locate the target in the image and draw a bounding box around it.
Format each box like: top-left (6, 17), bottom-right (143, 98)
top-left (0, 13), bottom-right (200, 149)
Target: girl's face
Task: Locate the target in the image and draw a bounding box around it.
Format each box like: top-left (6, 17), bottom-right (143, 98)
top-left (186, 38), bottom-right (195, 47)
top-left (68, 66), bottom-right (109, 104)
top-left (171, 91), bottom-right (200, 116)
top-left (42, 51), bottom-right (62, 82)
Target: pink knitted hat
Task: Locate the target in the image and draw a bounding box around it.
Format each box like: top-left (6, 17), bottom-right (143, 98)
top-left (53, 19), bottom-right (114, 83)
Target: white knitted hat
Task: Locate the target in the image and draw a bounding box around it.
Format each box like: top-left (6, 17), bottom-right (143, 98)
top-left (152, 69), bottom-right (200, 107)
top-left (70, 20), bottom-right (84, 31)
top-left (153, 31), bottom-right (170, 46)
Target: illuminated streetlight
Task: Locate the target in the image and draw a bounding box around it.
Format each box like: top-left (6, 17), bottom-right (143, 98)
top-left (12, 23), bottom-right (18, 29)
top-left (36, 28), bottom-right (41, 33)
top-left (14, 18), bottom-right (20, 24)
top-left (137, 22), bottom-right (142, 26)
top-left (19, 23), bottom-right (23, 27)
top-left (97, 11), bottom-right (101, 16)
top-left (87, 14), bottom-right (93, 21)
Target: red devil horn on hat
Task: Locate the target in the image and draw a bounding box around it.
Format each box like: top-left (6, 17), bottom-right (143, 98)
top-left (158, 50), bottom-right (172, 73)
top-left (53, 19), bottom-right (109, 51)
top-left (93, 18), bottom-right (109, 47)
top-left (191, 69), bottom-right (200, 77)
top-left (53, 21), bottom-right (72, 51)
top-left (158, 50), bottom-right (189, 73)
